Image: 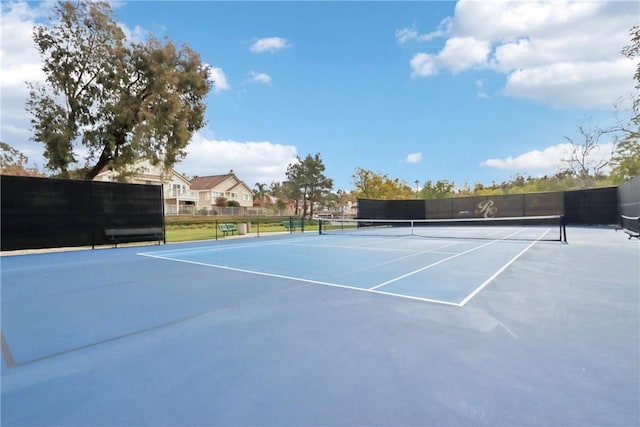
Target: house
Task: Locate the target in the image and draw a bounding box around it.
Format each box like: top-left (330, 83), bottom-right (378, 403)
top-left (190, 170), bottom-right (253, 210)
top-left (253, 195), bottom-right (296, 215)
top-left (93, 159), bottom-right (198, 214)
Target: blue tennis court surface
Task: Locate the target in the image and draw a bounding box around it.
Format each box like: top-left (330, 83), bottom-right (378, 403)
top-left (2, 227), bottom-right (638, 426)
top-left (140, 228), bottom-right (552, 306)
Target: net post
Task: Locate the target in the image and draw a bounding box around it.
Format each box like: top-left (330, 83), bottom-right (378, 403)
top-left (161, 195), bottom-right (166, 244)
top-left (560, 215), bottom-right (567, 243)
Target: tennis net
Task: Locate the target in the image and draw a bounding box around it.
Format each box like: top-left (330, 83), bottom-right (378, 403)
top-left (618, 215), bottom-right (639, 239)
top-left (318, 215), bottom-right (567, 242)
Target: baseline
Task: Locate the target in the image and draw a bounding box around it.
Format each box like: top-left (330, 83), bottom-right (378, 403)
top-left (138, 228), bottom-right (550, 307)
top-left (138, 252), bottom-right (462, 306)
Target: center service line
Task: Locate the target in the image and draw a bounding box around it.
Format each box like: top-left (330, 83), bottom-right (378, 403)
top-left (368, 228), bottom-right (528, 291)
top-left (457, 228), bottom-right (550, 306)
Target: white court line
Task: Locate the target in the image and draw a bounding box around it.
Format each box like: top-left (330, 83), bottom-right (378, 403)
top-left (139, 228), bottom-right (550, 307)
top-left (284, 240), bottom-right (461, 255)
top-left (457, 228), bottom-right (551, 306)
top-left (342, 241), bottom-right (464, 276)
top-left (368, 227), bottom-right (539, 291)
top-left (285, 241), bottom-right (424, 254)
top-left (145, 234), bottom-right (461, 258)
top-left (141, 238), bottom-right (299, 257)
top-left (315, 234), bottom-right (418, 249)
top-left (137, 252), bottom-right (462, 306)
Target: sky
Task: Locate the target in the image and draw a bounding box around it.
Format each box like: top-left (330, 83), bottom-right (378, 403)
top-left (1, 0), bottom-right (638, 192)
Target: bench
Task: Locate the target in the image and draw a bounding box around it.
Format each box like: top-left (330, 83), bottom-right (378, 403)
top-left (105, 227), bottom-right (164, 247)
top-left (618, 215), bottom-right (640, 239)
top-left (218, 223), bottom-right (237, 236)
top-left (282, 218), bottom-right (304, 231)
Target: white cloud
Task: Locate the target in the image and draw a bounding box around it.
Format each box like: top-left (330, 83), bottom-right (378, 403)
top-left (207, 66), bottom-right (231, 94)
top-left (179, 133), bottom-right (298, 185)
top-left (410, 53), bottom-right (438, 78)
top-left (481, 142), bottom-right (615, 173)
top-left (410, 37), bottom-right (490, 77)
top-left (406, 0), bottom-right (637, 109)
top-left (248, 71), bottom-right (272, 85)
top-left (405, 152), bottom-right (423, 164)
top-left (120, 23), bottom-right (148, 43)
top-left (503, 59), bottom-right (636, 109)
top-left (396, 28), bottom-right (419, 44)
top-left (482, 144), bottom-right (570, 171)
top-left (396, 18), bottom-right (452, 44)
top-left (0, 1), bottom-right (50, 167)
top-left (475, 79), bottom-right (489, 99)
top-left (250, 37), bottom-right (290, 53)
top-left (438, 37), bottom-right (491, 74)
top-left (0, 2), bottom-right (46, 90)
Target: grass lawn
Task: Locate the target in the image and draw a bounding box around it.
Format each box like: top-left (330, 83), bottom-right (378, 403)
top-left (165, 227), bottom-right (219, 242)
top-left (164, 216), bottom-right (318, 243)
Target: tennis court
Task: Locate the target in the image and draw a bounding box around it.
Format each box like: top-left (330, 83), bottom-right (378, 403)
top-left (142, 218), bottom-right (565, 306)
top-left (2, 226), bottom-right (638, 426)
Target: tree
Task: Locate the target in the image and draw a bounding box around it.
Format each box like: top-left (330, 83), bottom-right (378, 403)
top-left (274, 198), bottom-right (288, 212)
top-left (277, 180), bottom-right (302, 215)
top-left (557, 27), bottom-right (639, 186)
top-left (610, 138), bottom-right (640, 181)
top-left (267, 181), bottom-right (293, 212)
top-left (269, 181), bottom-right (283, 197)
top-left (418, 180), bottom-right (455, 199)
top-left (351, 168), bottom-right (413, 199)
top-left (559, 125), bottom-right (614, 187)
top-left (622, 26), bottom-right (640, 126)
top-left (608, 26), bottom-right (640, 181)
top-left (27, 1), bottom-right (211, 179)
top-left (0, 142), bottom-right (42, 176)
top-left (320, 191), bottom-right (339, 211)
top-left (286, 153), bottom-right (333, 218)
top-left (253, 182), bottom-right (270, 206)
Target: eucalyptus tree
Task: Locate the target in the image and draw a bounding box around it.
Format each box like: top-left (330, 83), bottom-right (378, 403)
top-left (27, 1), bottom-right (211, 179)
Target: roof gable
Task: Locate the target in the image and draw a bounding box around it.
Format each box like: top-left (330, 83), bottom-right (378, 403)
top-left (94, 159), bottom-right (190, 185)
top-left (170, 170), bottom-right (192, 186)
top-left (190, 175), bottom-right (230, 190)
top-left (190, 171), bottom-right (252, 193)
